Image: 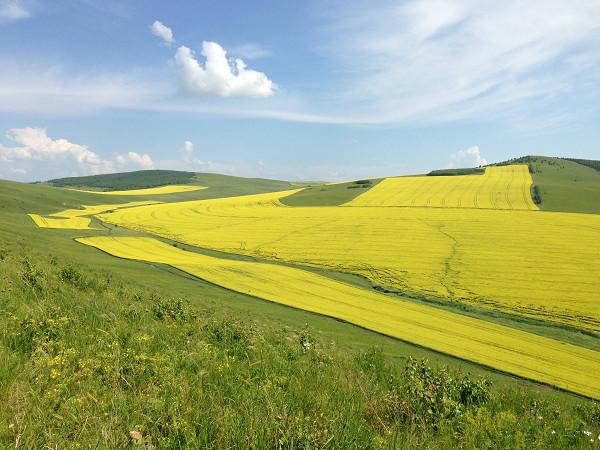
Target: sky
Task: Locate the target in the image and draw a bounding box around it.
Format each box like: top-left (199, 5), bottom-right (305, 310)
top-left (1, 0), bottom-right (599, 182)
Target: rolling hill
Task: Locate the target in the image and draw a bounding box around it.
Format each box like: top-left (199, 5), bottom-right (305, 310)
top-left (2, 157), bottom-right (599, 448)
top-left (494, 156), bottom-right (600, 214)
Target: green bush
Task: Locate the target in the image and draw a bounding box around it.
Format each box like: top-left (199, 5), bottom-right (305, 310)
top-left (59, 264), bottom-right (86, 288)
top-left (151, 296), bottom-right (193, 322)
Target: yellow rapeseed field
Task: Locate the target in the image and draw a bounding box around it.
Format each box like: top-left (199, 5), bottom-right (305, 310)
top-left (50, 201), bottom-right (162, 218)
top-left (69, 185), bottom-right (206, 196)
top-left (346, 165), bottom-right (538, 210)
top-left (76, 236), bottom-right (600, 399)
top-left (29, 201), bottom-right (161, 230)
top-left (28, 214), bottom-right (96, 230)
top-left (96, 180), bottom-right (600, 331)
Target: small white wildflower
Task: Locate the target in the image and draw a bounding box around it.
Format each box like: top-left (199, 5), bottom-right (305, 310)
top-left (583, 430), bottom-right (592, 437)
top-left (551, 430), bottom-right (556, 435)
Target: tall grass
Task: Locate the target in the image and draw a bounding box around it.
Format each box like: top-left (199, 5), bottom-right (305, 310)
top-left (1, 247), bottom-right (599, 448)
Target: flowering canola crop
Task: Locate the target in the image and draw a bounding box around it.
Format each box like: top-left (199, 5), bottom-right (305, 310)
top-left (76, 236), bottom-right (600, 399)
top-left (28, 214), bottom-right (96, 230)
top-left (69, 185), bottom-right (206, 196)
top-left (29, 201), bottom-right (161, 230)
top-left (96, 178), bottom-right (600, 331)
top-left (346, 165), bottom-right (538, 210)
top-left (50, 201), bottom-right (162, 218)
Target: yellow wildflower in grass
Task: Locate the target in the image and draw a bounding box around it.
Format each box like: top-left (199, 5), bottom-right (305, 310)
top-left (76, 236), bottom-right (600, 399)
top-left (95, 181), bottom-right (600, 331)
top-left (345, 165), bottom-right (538, 210)
top-left (68, 185), bottom-right (207, 196)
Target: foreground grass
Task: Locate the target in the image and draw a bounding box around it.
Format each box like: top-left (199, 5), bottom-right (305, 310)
top-left (1, 247), bottom-right (600, 449)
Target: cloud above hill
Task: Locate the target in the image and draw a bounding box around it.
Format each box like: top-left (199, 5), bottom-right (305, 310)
top-left (449, 146), bottom-right (488, 168)
top-left (0, 127), bottom-right (154, 180)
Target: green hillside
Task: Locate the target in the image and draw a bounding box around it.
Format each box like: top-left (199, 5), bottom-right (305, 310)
top-left (46, 170), bottom-right (295, 202)
top-left (565, 158), bottom-right (600, 172)
top-left (496, 156), bottom-right (600, 214)
top-left (1, 179), bottom-right (599, 448)
top-left (48, 170), bottom-right (197, 190)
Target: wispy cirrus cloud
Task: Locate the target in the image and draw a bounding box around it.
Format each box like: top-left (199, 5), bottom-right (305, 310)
top-left (317, 0), bottom-right (600, 125)
top-left (1, 1), bottom-right (599, 129)
top-left (0, 62), bottom-right (166, 115)
top-left (229, 43), bottom-right (271, 60)
top-left (0, 0), bottom-right (31, 22)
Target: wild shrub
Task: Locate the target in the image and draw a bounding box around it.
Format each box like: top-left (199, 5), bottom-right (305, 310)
top-left (19, 257), bottom-right (45, 293)
top-left (203, 316), bottom-right (254, 357)
top-left (12, 308), bottom-right (70, 354)
top-left (383, 358), bottom-right (491, 428)
top-left (59, 264), bottom-right (86, 288)
top-left (151, 296), bottom-right (193, 322)
top-left (298, 326), bottom-right (315, 353)
top-left (531, 185), bottom-right (542, 204)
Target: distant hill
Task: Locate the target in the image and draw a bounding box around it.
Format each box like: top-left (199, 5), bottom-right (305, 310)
top-left (44, 157), bottom-right (600, 213)
top-left (48, 170), bottom-right (197, 190)
top-left (493, 156), bottom-right (600, 214)
top-left (427, 168), bottom-right (485, 176)
top-left (47, 170), bottom-right (295, 201)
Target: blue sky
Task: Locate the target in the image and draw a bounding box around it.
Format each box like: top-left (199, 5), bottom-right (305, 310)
top-left (1, 0), bottom-right (599, 181)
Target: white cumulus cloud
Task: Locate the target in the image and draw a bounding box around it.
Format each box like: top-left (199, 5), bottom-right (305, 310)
top-left (181, 140), bottom-right (204, 166)
top-left (116, 151), bottom-right (154, 170)
top-left (449, 146), bottom-right (488, 168)
top-left (150, 20), bottom-right (174, 45)
top-left (0, 0), bottom-right (31, 22)
top-left (174, 42), bottom-right (276, 98)
top-left (182, 140), bottom-right (194, 162)
top-left (0, 127), bottom-right (114, 174)
top-left (0, 127), bottom-right (154, 180)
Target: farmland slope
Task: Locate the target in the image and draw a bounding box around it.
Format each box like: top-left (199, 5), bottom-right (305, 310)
top-left (346, 165), bottom-right (537, 209)
top-left (495, 156), bottom-right (600, 214)
top-left (97, 179), bottom-right (600, 331)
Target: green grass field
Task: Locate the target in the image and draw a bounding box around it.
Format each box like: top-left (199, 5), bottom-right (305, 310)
top-left (2, 164), bottom-right (600, 448)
